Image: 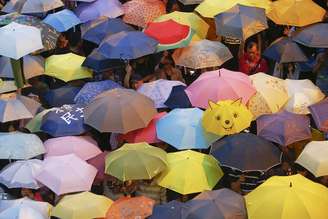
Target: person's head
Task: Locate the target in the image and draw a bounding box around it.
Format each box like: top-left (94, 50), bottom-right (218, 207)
top-left (246, 42), bottom-right (259, 61)
top-left (20, 188), bottom-right (35, 199)
top-left (57, 34), bottom-right (69, 49)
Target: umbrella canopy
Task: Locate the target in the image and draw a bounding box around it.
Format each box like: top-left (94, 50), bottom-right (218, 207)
top-left (267, 0), bottom-right (326, 27)
top-left (82, 50), bottom-right (125, 72)
top-left (97, 31), bottom-right (158, 60)
top-left (172, 39), bottom-right (232, 69)
top-left (45, 53), bottom-right (92, 82)
top-left (40, 104), bottom-right (89, 137)
top-left (74, 80), bottom-right (122, 105)
top-left (284, 79), bottom-right (325, 114)
top-left (202, 99), bottom-right (253, 136)
top-left (25, 108), bottom-right (56, 133)
top-left (137, 79), bottom-right (186, 108)
top-left (248, 73), bottom-right (289, 119)
top-left (156, 108), bottom-right (221, 150)
top-left (0, 207), bottom-right (45, 219)
top-left (0, 80), bottom-right (17, 94)
top-left (263, 37), bottom-right (308, 63)
top-left (43, 85), bottom-right (81, 107)
top-left (84, 88), bottom-right (157, 133)
top-left (105, 142), bottom-right (168, 181)
top-left (178, 0), bottom-right (203, 5)
top-left (35, 154), bottom-right (97, 195)
top-left (23, 55), bottom-right (44, 79)
top-left (74, 0), bottom-right (124, 23)
top-left (295, 141), bottom-right (328, 177)
top-left (81, 17), bottom-right (134, 45)
top-left (52, 192), bottom-right (112, 219)
top-left (185, 68), bottom-right (256, 109)
top-left (214, 4), bottom-right (268, 41)
top-left (2, 0), bottom-right (64, 14)
top-left (150, 200), bottom-right (185, 219)
top-left (0, 132), bottom-right (45, 159)
top-left (0, 56), bottom-right (14, 78)
top-left (43, 9), bottom-right (81, 32)
top-left (87, 151), bottom-right (109, 183)
top-left (309, 98), bottom-right (328, 132)
top-left (164, 85), bottom-right (192, 109)
top-left (155, 150), bottom-right (223, 195)
top-left (106, 196), bottom-right (155, 219)
top-left (0, 22), bottom-right (43, 60)
top-left (292, 23), bottom-right (328, 48)
top-left (0, 159), bottom-right (42, 189)
top-left (119, 112), bottom-right (166, 144)
top-left (44, 136), bottom-right (102, 161)
top-left (257, 110), bottom-right (311, 146)
top-left (122, 0), bottom-right (166, 28)
top-left (211, 133), bottom-right (281, 171)
top-left (245, 174), bottom-right (328, 219)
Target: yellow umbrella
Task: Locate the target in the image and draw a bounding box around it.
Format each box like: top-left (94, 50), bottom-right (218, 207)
top-left (246, 174), bottom-right (328, 219)
top-left (267, 0), bottom-right (326, 27)
top-left (45, 53), bottom-right (92, 82)
top-left (51, 192), bottom-right (113, 219)
top-left (154, 11), bottom-right (209, 40)
top-left (155, 150), bottom-right (223, 195)
top-left (105, 142), bottom-right (168, 181)
top-left (202, 99), bottom-right (253, 136)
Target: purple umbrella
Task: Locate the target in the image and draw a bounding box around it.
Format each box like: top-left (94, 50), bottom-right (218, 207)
top-left (309, 97), bottom-right (328, 132)
top-left (257, 110), bottom-right (311, 146)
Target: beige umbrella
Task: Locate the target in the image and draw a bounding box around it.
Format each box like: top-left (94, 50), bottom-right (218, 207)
top-left (0, 80), bottom-right (17, 94)
top-left (84, 88), bottom-right (157, 133)
top-left (23, 55), bottom-right (44, 80)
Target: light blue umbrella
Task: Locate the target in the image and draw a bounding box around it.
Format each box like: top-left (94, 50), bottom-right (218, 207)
top-left (43, 9), bottom-right (81, 32)
top-left (156, 108), bottom-right (221, 150)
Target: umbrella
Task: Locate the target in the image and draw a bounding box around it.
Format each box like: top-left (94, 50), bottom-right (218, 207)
top-left (156, 108), bottom-right (221, 150)
top-left (185, 68), bottom-right (256, 109)
top-left (97, 31), bottom-right (158, 60)
top-left (0, 132), bottom-right (45, 159)
top-left (137, 79), bottom-right (186, 109)
top-left (74, 0), bottom-right (124, 23)
top-left (292, 23), bottom-right (328, 48)
top-left (0, 159), bottom-right (42, 189)
top-left (45, 53), bottom-right (93, 82)
top-left (210, 133), bottom-right (281, 171)
top-left (43, 85), bottom-right (81, 107)
top-left (43, 9), bottom-right (81, 32)
top-left (44, 136), bottom-right (102, 161)
top-left (35, 154), bottom-right (97, 195)
top-left (257, 110), bottom-right (311, 146)
top-left (172, 39), bottom-right (233, 69)
top-left (106, 196), bottom-right (155, 219)
top-left (183, 189), bottom-right (247, 219)
top-left (84, 88), bottom-right (157, 133)
top-left (105, 142), bottom-right (167, 181)
top-left (202, 99), bottom-right (253, 136)
top-left (296, 141), bottom-right (328, 177)
top-left (263, 37), bottom-right (308, 63)
top-left (284, 79), bottom-right (325, 114)
top-left (0, 207), bottom-right (45, 219)
top-left (267, 0), bottom-right (326, 27)
top-left (214, 4), bottom-right (268, 41)
top-left (23, 55), bottom-right (44, 80)
top-left (155, 150), bottom-right (223, 195)
top-left (178, 0), bottom-right (203, 5)
top-left (144, 20), bottom-right (194, 52)
top-left (164, 85), bottom-right (192, 109)
top-left (309, 97), bottom-right (328, 132)
top-left (119, 112), bottom-right (166, 144)
top-left (74, 80), bottom-right (122, 105)
top-left (25, 108), bottom-right (56, 133)
top-left (248, 73), bottom-right (289, 119)
top-left (150, 200), bottom-right (185, 219)
top-left (2, 0), bottom-right (64, 14)
top-left (40, 104), bottom-right (89, 137)
top-left (245, 174), bottom-right (328, 219)
top-left (52, 192), bottom-right (112, 219)
top-left (82, 50), bottom-right (125, 72)
top-left (0, 22), bottom-right (43, 60)
top-left (0, 56), bottom-right (14, 78)
top-left (87, 151), bottom-right (109, 183)
top-left (154, 11), bottom-right (209, 40)
top-left (0, 80), bottom-right (17, 94)
top-left (81, 17), bottom-right (134, 45)
top-left (122, 0), bottom-right (166, 28)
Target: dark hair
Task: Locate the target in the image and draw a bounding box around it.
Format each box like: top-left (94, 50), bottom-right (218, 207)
top-left (246, 42), bottom-right (258, 51)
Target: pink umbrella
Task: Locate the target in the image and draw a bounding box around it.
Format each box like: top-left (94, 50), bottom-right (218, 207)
top-left (35, 154), bottom-right (97, 195)
top-left (87, 151), bottom-right (109, 184)
top-left (44, 136), bottom-right (102, 161)
top-left (185, 68), bottom-right (256, 109)
top-left (119, 112), bottom-right (167, 143)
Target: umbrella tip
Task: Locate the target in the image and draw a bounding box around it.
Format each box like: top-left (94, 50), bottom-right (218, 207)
top-left (289, 182), bottom-right (292, 188)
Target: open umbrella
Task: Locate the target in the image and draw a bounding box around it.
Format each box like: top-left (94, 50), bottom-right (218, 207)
top-left (23, 55), bottom-right (44, 80)
top-left (43, 9), bottom-right (81, 32)
top-left (164, 85), bottom-right (192, 109)
top-left (0, 206), bottom-right (45, 219)
top-left (87, 151), bottom-right (109, 183)
top-left (82, 50), bottom-right (125, 72)
top-left (25, 108), bottom-right (57, 133)
top-left (43, 85), bottom-right (81, 107)
top-left (150, 200), bottom-right (185, 219)
top-left (178, 0), bottom-right (203, 5)
top-left (292, 23), bottom-right (328, 48)
top-left (2, 0), bottom-right (64, 14)
top-left (0, 56), bottom-right (14, 78)
top-left (309, 98), bottom-right (328, 132)
top-left (0, 80), bottom-right (17, 94)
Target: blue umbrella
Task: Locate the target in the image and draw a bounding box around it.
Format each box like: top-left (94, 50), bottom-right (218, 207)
top-left (74, 80), bottom-right (122, 105)
top-left (81, 17), bottom-right (135, 44)
top-left (150, 200), bottom-right (185, 219)
top-left (156, 108), bottom-right (221, 150)
top-left (97, 31), bottom-right (158, 60)
top-left (40, 104), bottom-right (89, 137)
top-left (43, 85), bottom-right (81, 107)
top-left (43, 9), bottom-right (81, 32)
top-left (164, 85), bottom-right (192, 109)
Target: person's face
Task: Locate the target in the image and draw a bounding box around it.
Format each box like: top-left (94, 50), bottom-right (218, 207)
top-left (58, 35), bottom-right (68, 48)
top-left (171, 3), bottom-right (180, 11)
top-left (230, 179), bottom-right (242, 194)
top-left (21, 188), bottom-right (34, 199)
top-left (247, 45), bottom-right (258, 61)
